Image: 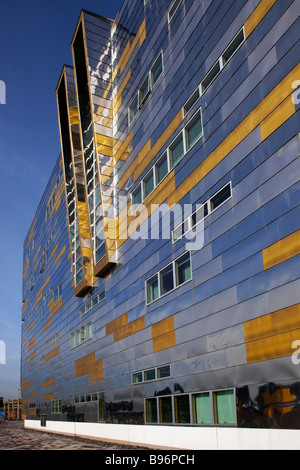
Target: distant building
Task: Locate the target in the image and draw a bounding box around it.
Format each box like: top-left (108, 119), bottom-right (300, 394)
top-left (3, 400), bottom-right (22, 420)
top-left (21, 0), bottom-right (300, 449)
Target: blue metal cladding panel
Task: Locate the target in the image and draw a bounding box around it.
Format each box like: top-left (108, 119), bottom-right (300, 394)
top-left (21, 0), bottom-right (300, 428)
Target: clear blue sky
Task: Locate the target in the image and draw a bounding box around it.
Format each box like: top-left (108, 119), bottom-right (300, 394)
top-left (0, 0), bottom-right (123, 401)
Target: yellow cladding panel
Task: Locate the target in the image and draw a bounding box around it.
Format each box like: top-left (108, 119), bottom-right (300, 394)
top-left (244, 0), bottom-right (277, 38)
top-left (54, 245), bottom-right (66, 266)
top-left (114, 130), bottom-right (133, 162)
top-left (244, 304), bottom-right (300, 343)
top-left (260, 95), bottom-right (296, 141)
top-left (23, 259), bottom-right (29, 280)
top-left (263, 230), bottom-right (300, 270)
top-left (43, 392), bottom-right (55, 401)
top-left (43, 319), bottom-right (51, 332)
top-left (81, 246), bottom-right (92, 258)
top-left (152, 316), bottom-right (176, 353)
top-left (69, 106), bottom-right (80, 125)
top-left (244, 304), bottom-right (300, 363)
top-left (106, 313), bottom-right (128, 335)
top-left (21, 379), bottom-right (32, 391)
top-left (246, 328), bottom-right (300, 364)
top-left (22, 298), bottom-right (29, 316)
top-left (29, 351), bottom-right (36, 361)
top-left (113, 316), bottom-right (145, 342)
top-left (33, 246), bottom-right (41, 263)
top-left (119, 19), bottom-right (146, 74)
top-left (51, 244), bottom-right (58, 257)
top-left (28, 335), bottom-right (36, 351)
top-left (75, 352), bottom-right (104, 383)
top-left (113, 69), bottom-right (131, 116)
top-left (43, 378), bottom-right (55, 388)
top-left (45, 346), bottom-right (60, 362)
top-left (96, 133), bottom-right (113, 157)
top-left (48, 296), bottom-right (63, 319)
top-left (169, 64), bottom-right (300, 207)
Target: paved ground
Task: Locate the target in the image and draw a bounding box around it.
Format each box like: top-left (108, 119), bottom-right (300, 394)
top-left (0, 420), bottom-right (149, 450)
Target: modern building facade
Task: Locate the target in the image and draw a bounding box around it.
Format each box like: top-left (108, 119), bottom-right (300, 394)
top-left (21, 0), bottom-right (300, 449)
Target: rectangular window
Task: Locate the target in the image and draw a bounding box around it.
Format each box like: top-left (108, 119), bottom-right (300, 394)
top-left (159, 397), bottom-right (173, 423)
top-left (132, 184), bottom-right (142, 208)
top-left (146, 253), bottom-right (192, 304)
top-left (222, 28), bottom-right (245, 64)
top-left (129, 93), bottom-right (139, 124)
top-left (144, 369), bottom-right (156, 381)
top-left (71, 323), bottom-right (92, 349)
top-left (185, 110), bottom-right (203, 150)
top-left (183, 88), bottom-right (200, 116)
top-left (146, 274), bottom-right (159, 303)
top-left (157, 365), bottom-right (171, 378)
top-left (201, 60), bottom-right (221, 92)
top-left (132, 365), bottom-right (170, 385)
top-left (139, 75), bottom-right (150, 106)
top-left (132, 372), bottom-right (143, 384)
top-left (160, 263), bottom-right (174, 295)
top-left (174, 395), bottom-right (190, 424)
top-left (213, 390), bottom-right (236, 424)
top-left (169, 133), bottom-right (184, 168)
top-left (155, 152), bottom-right (168, 184)
top-left (51, 399), bottom-right (62, 414)
top-left (144, 389), bottom-right (235, 426)
top-left (172, 183), bottom-right (232, 243)
top-left (193, 392), bottom-right (211, 424)
top-left (98, 392), bottom-right (105, 422)
top-left (53, 284), bottom-right (62, 303)
top-left (175, 252), bottom-right (191, 286)
top-left (210, 183), bottom-right (231, 211)
top-left (80, 289), bottom-right (105, 316)
top-left (191, 203), bottom-right (208, 227)
top-left (168, 0), bottom-right (183, 22)
top-left (143, 170), bottom-right (154, 198)
top-left (146, 398), bottom-right (158, 423)
top-left (151, 53), bottom-right (163, 87)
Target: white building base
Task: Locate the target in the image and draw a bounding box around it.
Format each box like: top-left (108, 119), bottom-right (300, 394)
top-left (24, 420), bottom-right (300, 450)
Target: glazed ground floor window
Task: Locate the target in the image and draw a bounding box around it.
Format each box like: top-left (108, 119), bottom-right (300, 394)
top-left (145, 389), bottom-right (236, 426)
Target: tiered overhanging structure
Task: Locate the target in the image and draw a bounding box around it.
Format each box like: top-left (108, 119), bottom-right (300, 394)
top-left (21, 0), bottom-right (300, 448)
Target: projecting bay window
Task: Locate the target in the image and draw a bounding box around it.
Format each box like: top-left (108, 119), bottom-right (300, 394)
top-left (146, 252), bottom-right (192, 304)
